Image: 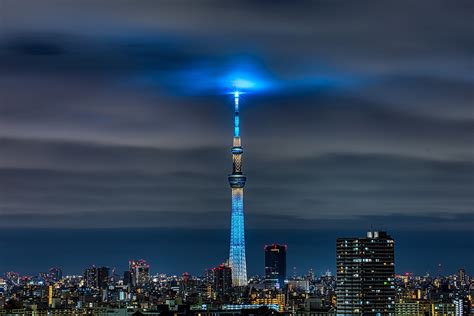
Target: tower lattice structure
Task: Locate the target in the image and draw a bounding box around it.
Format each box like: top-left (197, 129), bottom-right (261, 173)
top-left (227, 91), bottom-right (248, 286)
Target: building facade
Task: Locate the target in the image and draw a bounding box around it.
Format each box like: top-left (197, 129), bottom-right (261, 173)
top-left (336, 231), bottom-right (395, 316)
top-left (264, 244), bottom-right (287, 288)
top-left (97, 266), bottom-right (110, 289)
top-left (129, 259), bottom-right (150, 288)
top-left (212, 263), bottom-right (233, 300)
top-left (84, 266), bottom-right (98, 288)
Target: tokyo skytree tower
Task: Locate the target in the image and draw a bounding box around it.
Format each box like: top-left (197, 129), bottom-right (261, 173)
top-left (227, 91), bottom-right (248, 286)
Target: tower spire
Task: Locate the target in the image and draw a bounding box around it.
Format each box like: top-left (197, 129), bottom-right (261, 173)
top-left (228, 91), bottom-right (248, 286)
top-left (234, 91), bottom-right (240, 138)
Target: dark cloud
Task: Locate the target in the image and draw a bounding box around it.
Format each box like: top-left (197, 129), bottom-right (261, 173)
top-left (1, 135), bottom-right (472, 229)
top-left (0, 0), bottom-right (473, 232)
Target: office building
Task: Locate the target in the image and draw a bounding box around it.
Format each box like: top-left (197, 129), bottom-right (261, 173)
top-left (212, 263), bottom-right (233, 298)
top-left (264, 244), bottom-right (287, 288)
top-left (129, 259), bottom-right (150, 288)
top-left (84, 266), bottom-right (98, 288)
top-left (97, 266), bottom-right (110, 289)
top-left (336, 231), bottom-right (395, 315)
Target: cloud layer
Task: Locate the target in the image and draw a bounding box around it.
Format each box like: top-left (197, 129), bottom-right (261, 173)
top-left (0, 0), bottom-right (473, 230)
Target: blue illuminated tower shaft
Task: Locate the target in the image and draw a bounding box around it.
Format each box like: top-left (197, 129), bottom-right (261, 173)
top-left (228, 92), bottom-right (248, 286)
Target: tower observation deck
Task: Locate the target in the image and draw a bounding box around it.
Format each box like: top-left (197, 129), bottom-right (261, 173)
top-left (228, 91), bottom-right (248, 286)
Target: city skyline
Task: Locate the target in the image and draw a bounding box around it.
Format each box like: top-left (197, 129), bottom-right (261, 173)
top-left (1, 0), bottom-right (473, 294)
top-left (2, 230), bottom-right (472, 315)
top-left (3, 231), bottom-right (472, 314)
top-left (2, 230), bottom-right (469, 279)
top-left (3, 228), bottom-right (472, 277)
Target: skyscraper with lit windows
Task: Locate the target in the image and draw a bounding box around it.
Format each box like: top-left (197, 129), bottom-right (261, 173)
top-left (129, 259), bottom-right (150, 288)
top-left (228, 91), bottom-right (248, 286)
top-left (336, 231), bottom-right (395, 316)
top-left (84, 266), bottom-right (98, 288)
top-left (212, 263), bottom-right (233, 299)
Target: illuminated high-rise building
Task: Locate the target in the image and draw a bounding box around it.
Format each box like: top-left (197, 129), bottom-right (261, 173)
top-left (336, 231), bottom-right (395, 316)
top-left (458, 268), bottom-right (466, 286)
top-left (129, 259), bottom-right (150, 288)
top-left (228, 91), bottom-right (248, 286)
top-left (212, 263), bottom-right (233, 299)
top-left (48, 285), bottom-right (53, 307)
top-left (265, 244), bottom-right (287, 288)
top-left (83, 265), bottom-right (109, 289)
top-left (84, 266), bottom-right (98, 288)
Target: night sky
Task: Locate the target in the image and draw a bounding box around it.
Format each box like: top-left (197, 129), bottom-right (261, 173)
top-left (1, 1), bottom-right (473, 276)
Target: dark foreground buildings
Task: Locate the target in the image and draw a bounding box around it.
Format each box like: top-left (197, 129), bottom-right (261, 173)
top-left (336, 231), bottom-right (395, 316)
top-left (212, 263), bottom-right (233, 302)
top-left (3, 235), bottom-right (474, 315)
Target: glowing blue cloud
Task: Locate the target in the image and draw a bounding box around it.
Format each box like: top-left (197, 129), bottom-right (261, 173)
top-left (218, 62), bottom-right (277, 95)
top-left (127, 56), bottom-right (361, 97)
top-left (232, 79), bottom-right (255, 90)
